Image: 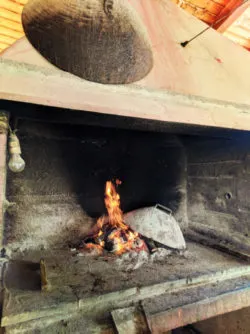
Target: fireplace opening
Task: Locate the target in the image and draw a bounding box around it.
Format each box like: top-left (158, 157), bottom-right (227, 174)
top-left (3, 112), bottom-right (250, 261)
top-left (1, 103), bottom-right (250, 332)
top-left (4, 119), bottom-right (188, 254)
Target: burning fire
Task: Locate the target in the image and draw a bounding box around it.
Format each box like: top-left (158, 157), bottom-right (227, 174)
top-left (103, 181), bottom-right (128, 230)
top-left (83, 181), bottom-right (146, 255)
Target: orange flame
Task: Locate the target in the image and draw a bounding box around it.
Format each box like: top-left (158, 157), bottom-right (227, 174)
top-left (104, 181), bottom-right (128, 230)
top-left (93, 181), bottom-right (143, 255)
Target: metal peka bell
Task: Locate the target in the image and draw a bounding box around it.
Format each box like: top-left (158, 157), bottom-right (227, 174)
top-left (22, 0), bottom-right (153, 84)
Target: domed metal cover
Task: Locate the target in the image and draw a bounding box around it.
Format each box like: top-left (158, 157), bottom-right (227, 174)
top-left (22, 0), bottom-right (153, 84)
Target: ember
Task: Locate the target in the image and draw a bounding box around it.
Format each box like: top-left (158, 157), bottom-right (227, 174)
top-left (83, 181), bottom-right (147, 255)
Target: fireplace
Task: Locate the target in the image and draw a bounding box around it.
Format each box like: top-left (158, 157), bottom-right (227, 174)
top-left (1, 101), bottom-right (250, 333)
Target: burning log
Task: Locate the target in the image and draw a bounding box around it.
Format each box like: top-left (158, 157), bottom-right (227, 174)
top-left (79, 181), bottom-right (185, 258)
top-left (81, 223), bottom-right (148, 255)
top-left (80, 181), bottom-right (148, 255)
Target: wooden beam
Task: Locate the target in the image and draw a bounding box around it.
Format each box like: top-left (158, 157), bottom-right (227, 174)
top-left (149, 287), bottom-right (250, 333)
top-left (217, 1), bottom-right (250, 33)
top-left (213, 0), bottom-right (243, 29)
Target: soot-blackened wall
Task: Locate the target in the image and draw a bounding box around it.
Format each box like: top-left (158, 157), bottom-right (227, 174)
top-left (5, 119), bottom-right (187, 251)
top-left (186, 133), bottom-right (250, 236)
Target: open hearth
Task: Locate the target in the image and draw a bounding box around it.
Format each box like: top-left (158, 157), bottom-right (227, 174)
top-left (1, 104), bottom-right (250, 333)
top-left (4, 118), bottom-right (188, 254)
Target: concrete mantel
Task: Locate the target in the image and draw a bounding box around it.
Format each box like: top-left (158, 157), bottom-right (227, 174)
top-left (1, 0), bottom-right (250, 130)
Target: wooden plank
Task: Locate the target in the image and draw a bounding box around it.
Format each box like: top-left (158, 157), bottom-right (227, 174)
top-left (1, 0), bottom-right (250, 116)
top-left (0, 26), bottom-right (23, 39)
top-left (193, 306), bottom-right (250, 333)
top-left (149, 287), bottom-right (250, 333)
top-left (0, 0), bottom-right (24, 14)
top-left (0, 34), bottom-right (16, 44)
top-left (0, 41), bottom-right (10, 51)
top-left (0, 18), bottom-right (23, 33)
top-left (0, 7), bottom-right (22, 23)
top-left (7, 0), bottom-right (27, 5)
